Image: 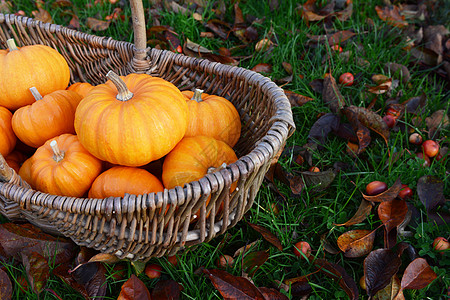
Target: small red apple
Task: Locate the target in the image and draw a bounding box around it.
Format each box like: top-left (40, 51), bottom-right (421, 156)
top-left (383, 115), bottom-right (396, 128)
top-left (432, 237), bottom-right (449, 253)
top-left (398, 184), bottom-right (413, 199)
top-left (309, 166), bottom-right (320, 172)
top-left (422, 140), bottom-right (439, 158)
top-left (366, 181), bottom-right (388, 196)
top-left (339, 72), bottom-right (354, 86)
top-left (416, 152), bottom-right (430, 167)
top-left (167, 255), bottom-right (178, 267)
top-left (293, 241), bottom-right (311, 259)
top-left (409, 133), bottom-right (423, 145)
top-left (145, 263), bottom-right (162, 279)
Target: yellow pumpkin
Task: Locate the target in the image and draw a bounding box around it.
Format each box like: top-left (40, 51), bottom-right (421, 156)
top-left (75, 71), bottom-right (188, 166)
top-left (0, 39), bottom-right (70, 110)
top-left (67, 82), bottom-right (94, 98)
top-left (0, 106), bottom-right (16, 156)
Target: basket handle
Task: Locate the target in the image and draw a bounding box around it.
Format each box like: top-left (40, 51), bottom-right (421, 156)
top-left (0, 153), bottom-right (13, 182)
top-left (130, 0), bottom-right (147, 61)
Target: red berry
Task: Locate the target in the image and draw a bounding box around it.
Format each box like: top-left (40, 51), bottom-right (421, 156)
top-left (432, 237), bottom-right (450, 253)
top-left (422, 140), bottom-right (439, 158)
top-left (216, 255), bottom-right (234, 268)
top-left (398, 184), bottom-right (413, 199)
top-left (331, 45), bottom-right (343, 53)
top-left (145, 263), bottom-right (162, 279)
top-left (339, 73), bottom-right (354, 86)
top-left (383, 115), bottom-right (396, 128)
top-left (416, 152), bottom-right (430, 167)
top-left (293, 241), bottom-right (311, 259)
top-left (366, 181), bottom-right (388, 196)
top-left (409, 133), bottom-right (423, 145)
top-left (176, 45), bottom-right (183, 53)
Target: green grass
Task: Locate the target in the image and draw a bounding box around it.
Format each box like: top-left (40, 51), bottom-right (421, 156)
top-left (2, 0), bottom-right (449, 299)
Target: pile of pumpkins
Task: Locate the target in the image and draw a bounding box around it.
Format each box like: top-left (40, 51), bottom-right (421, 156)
top-left (0, 39), bottom-right (241, 213)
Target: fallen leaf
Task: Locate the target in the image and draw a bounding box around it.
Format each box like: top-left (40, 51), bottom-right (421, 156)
top-left (290, 281), bottom-right (313, 297)
top-left (375, 5), bottom-right (408, 28)
top-left (164, 30), bottom-right (181, 51)
top-left (53, 264), bottom-right (90, 299)
top-left (152, 279), bottom-right (182, 300)
top-left (416, 176), bottom-right (445, 212)
top-left (423, 25), bottom-right (449, 56)
top-left (301, 169), bottom-right (336, 192)
top-left (308, 113), bottom-right (340, 146)
top-left (367, 78), bottom-right (392, 94)
top-left (337, 229), bottom-right (377, 257)
top-left (22, 252), bottom-right (49, 294)
top-left (71, 262), bottom-right (107, 299)
top-left (258, 287), bottom-right (289, 300)
top-left (309, 78), bottom-right (324, 93)
top-left (243, 251), bottom-right (269, 277)
top-left (282, 62), bottom-right (293, 74)
top-left (409, 47), bottom-right (440, 66)
top-left (32, 8), bottom-right (52, 23)
top-left (314, 259), bottom-right (359, 300)
top-left (333, 123), bottom-right (358, 143)
top-left (69, 14), bottom-right (80, 30)
top-left (0, 268), bottom-right (12, 300)
top-left (320, 234), bottom-right (340, 254)
top-left (251, 63), bottom-right (273, 73)
top-left (343, 108), bottom-right (371, 154)
top-left (402, 93), bottom-right (427, 114)
top-left (400, 258), bottom-right (437, 290)
top-left (384, 63), bottom-right (411, 84)
top-left (334, 0), bottom-right (353, 21)
top-left (118, 274), bottom-right (151, 300)
top-left (200, 32), bottom-right (215, 38)
top-left (248, 223), bottom-right (283, 251)
top-left (344, 106), bottom-right (390, 144)
top-left (374, 275), bottom-right (402, 300)
top-left (378, 199), bottom-right (408, 233)
top-left (334, 199), bottom-right (373, 226)
top-left (53, 0), bottom-right (72, 7)
top-left (88, 253), bottom-right (120, 264)
top-left (328, 30), bottom-right (356, 46)
top-left (255, 39), bottom-right (273, 52)
top-left (362, 178), bottom-right (402, 202)
top-left (425, 110), bottom-right (449, 139)
top-left (284, 90), bottom-right (314, 107)
top-left (86, 17), bottom-right (111, 31)
top-left (364, 249), bottom-right (402, 297)
top-left (372, 74), bottom-right (390, 84)
top-left (185, 38), bottom-right (213, 54)
top-left (300, 0), bottom-right (328, 22)
top-left (323, 73), bottom-right (346, 114)
top-left (203, 269), bottom-right (265, 299)
top-left (0, 0), bottom-right (12, 14)
top-left (234, 241), bottom-right (260, 258)
top-left (205, 20), bottom-right (229, 40)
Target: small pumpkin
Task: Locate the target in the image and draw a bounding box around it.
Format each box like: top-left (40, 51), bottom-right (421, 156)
top-left (12, 87), bottom-right (82, 148)
top-left (0, 106), bottom-right (16, 156)
top-left (67, 82), bottom-right (94, 98)
top-left (19, 157), bottom-right (33, 187)
top-left (75, 71), bottom-right (188, 166)
top-left (88, 166), bottom-right (164, 198)
top-left (30, 134), bottom-right (102, 197)
top-left (0, 39), bottom-right (70, 110)
top-left (182, 89), bottom-right (241, 147)
top-left (5, 151), bottom-right (28, 173)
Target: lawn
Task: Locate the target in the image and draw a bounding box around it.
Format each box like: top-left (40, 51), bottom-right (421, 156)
top-left (0, 0), bottom-right (449, 299)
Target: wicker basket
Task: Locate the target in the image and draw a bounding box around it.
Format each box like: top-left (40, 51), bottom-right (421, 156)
top-left (0, 0), bottom-right (295, 260)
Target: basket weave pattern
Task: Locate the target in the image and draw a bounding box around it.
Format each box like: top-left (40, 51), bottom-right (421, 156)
top-left (0, 7), bottom-right (294, 260)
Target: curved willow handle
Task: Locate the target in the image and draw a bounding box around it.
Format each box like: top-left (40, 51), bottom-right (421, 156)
top-left (0, 153), bottom-right (13, 182)
top-left (130, 0), bottom-right (147, 60)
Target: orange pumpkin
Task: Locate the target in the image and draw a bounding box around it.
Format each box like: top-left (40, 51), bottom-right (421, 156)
top-left (5, 151), bottom-right (28, 173)
top-left (30, 134), bottom-right (102, 197)
top-left (67, 82), bottom-right (94, 98)
top-left (88, 166), bottom-right (164, 198)
top-left (19, 157), bottom-right (33, 187)
top-left (75, 71), bottom-right (188, 166)
top-left (12, 88), bottom-right (82, 148)
top-left (0, 39), bottom-right (70, 110)
top-left (182, 89), bottom-right (241, 147)
top-left (0, 106), bottom-right (16, 156)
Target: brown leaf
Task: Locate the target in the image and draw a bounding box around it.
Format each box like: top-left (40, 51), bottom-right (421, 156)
top-left (32, 8), bottom-right (52, 23)
top-left (71, 262), bottom-right (107, 299)
top-left (69, 14), bottom-right (80, 30)
top-left (375, 275), bottom-right (402, 300)
top-left (367, 78), bottom-right (392, 94)
top-left (345, 106), bottom-right (390, 144)
top-left (314, 259), bottom-right (359, 300)
top-left (378, 199), bottom-right (408, 233)
top-left (384, 63), bottom-right (411, 84)
top-left (255, 39), bottom-right (274, 52)
top-left (243, 251), bottom-right (269, 277)
top-left (425, 110), bottom-right (449, 139)
top-left (364, 249), bottom-right (402, 297)
top-left (204, 20), bottom-right (229, 40)
top-left (234, 241), bottom-right (261, 258)
top-left (309, 79), bottom-right (324, 93)
top-left (185, 38), bottom-right (212, 54)
top-left (53, 264), bottom-right (90, 299)
top-left (372, 74), bottom-right (390, 84)
top-left (300, 0), bottom-right (328, 22)
top-left (409, 47), bottom-right (440, 66)
top-left (53, 0), bottom-right (72, 7)
top-left (0, 268), bottom-right (12, 300)
top-left (22, 252), bottom-right (49, 294)
top-left (248, 223), bottom-right (283, 251)
top-left (251, 63), bottom-right (272, 73)
top-left (118, 274), bottom-right (151, 300)
top-left (328, 30), bottom-right (356, 46)
top-left (323, 73), bottom-right (346, 114)
top-left (203, 269), bottom-right (265, 299)
top-left (0, 223), bottom-right (76, 264)
top-left (402, 93), bottom-right (427, 114)
top-left (258, 287), bottom-right (289, 300)
top-left (282, 62), bottom-right (293, 75)
top-left (400, 258), bottom-right (437, 290)
top-left (88, 253), bottom-right (120, 264)
top-left (416, 176), bottom-right (445, 212)
top-left (337, 229), bottom-right (377, 257)
top-left (164, 30), bottom-right (181, 51)
top-left (334, 199), bottom-right (373, 226)
top-left (343, 107), bottom-right (371, 154)
top-left (375, 5), bottom-right (408, 28)
top-left (200, 32), bottom-right (215, 38)
top-left (308, 113), bottom-right (340, 146)
top-left (201, 53), bottom-right (239, 66)
top-left (152, 279), bottom-right (182, 300)
top-left (423, 25), bottom-right (449, 56)
top-left (362, 178), bottom-right (402, 202)
top-left (284, 90), bottom-right (314, 107)
top-left (0, 0), bottom-right (12, 14)
top-left (86, 17), bottom-right (111, 31)
top-left (301, 169), bottom-right (336, 191)
top-left (320, 234), bottom-right (340, 254)
top-left (334, 0), bottom-right (353, 21)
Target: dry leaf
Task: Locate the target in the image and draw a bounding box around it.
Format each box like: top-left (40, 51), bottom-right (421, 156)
top-left (337, 229), bottom-right (377, 257)
top-left (328, 30), bottom-right (356, 46)
top-left (251, 63), bottom-right (272, 73)
top-left (425, 110), bottom-right (449, 139)
top-left (86, 17), bottom-right (111, 31)
top-left (375, 5), bottom-right (408, 28)
top-left (185, 38), bottom-right (212, 54)
top-left (367, 79), bottom-right (392, 94)
top-left (255, 39), bottom-right (273, 52)
top-left (384, 63), bottom-right (411, 84)
top-left (284, 90), bottom-right (314, 107)
top-left (334, 199), bottom-right (373, 226)
top-left (32, 8), bottom-right (52, 23)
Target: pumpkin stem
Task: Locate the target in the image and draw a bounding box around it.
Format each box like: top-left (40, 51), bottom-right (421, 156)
top-left (106, 70), bottom-right (134, 101)
top-left (6, 39), bottom-right (19, 51)
top-left (207, 163), bottom-right (227, 174)
top-left (29, 87), bottom-right (43, 101)
top-left (191, 89), bottom-right (204, 102)
top-left (50, 140), bottom-right (65, 163)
